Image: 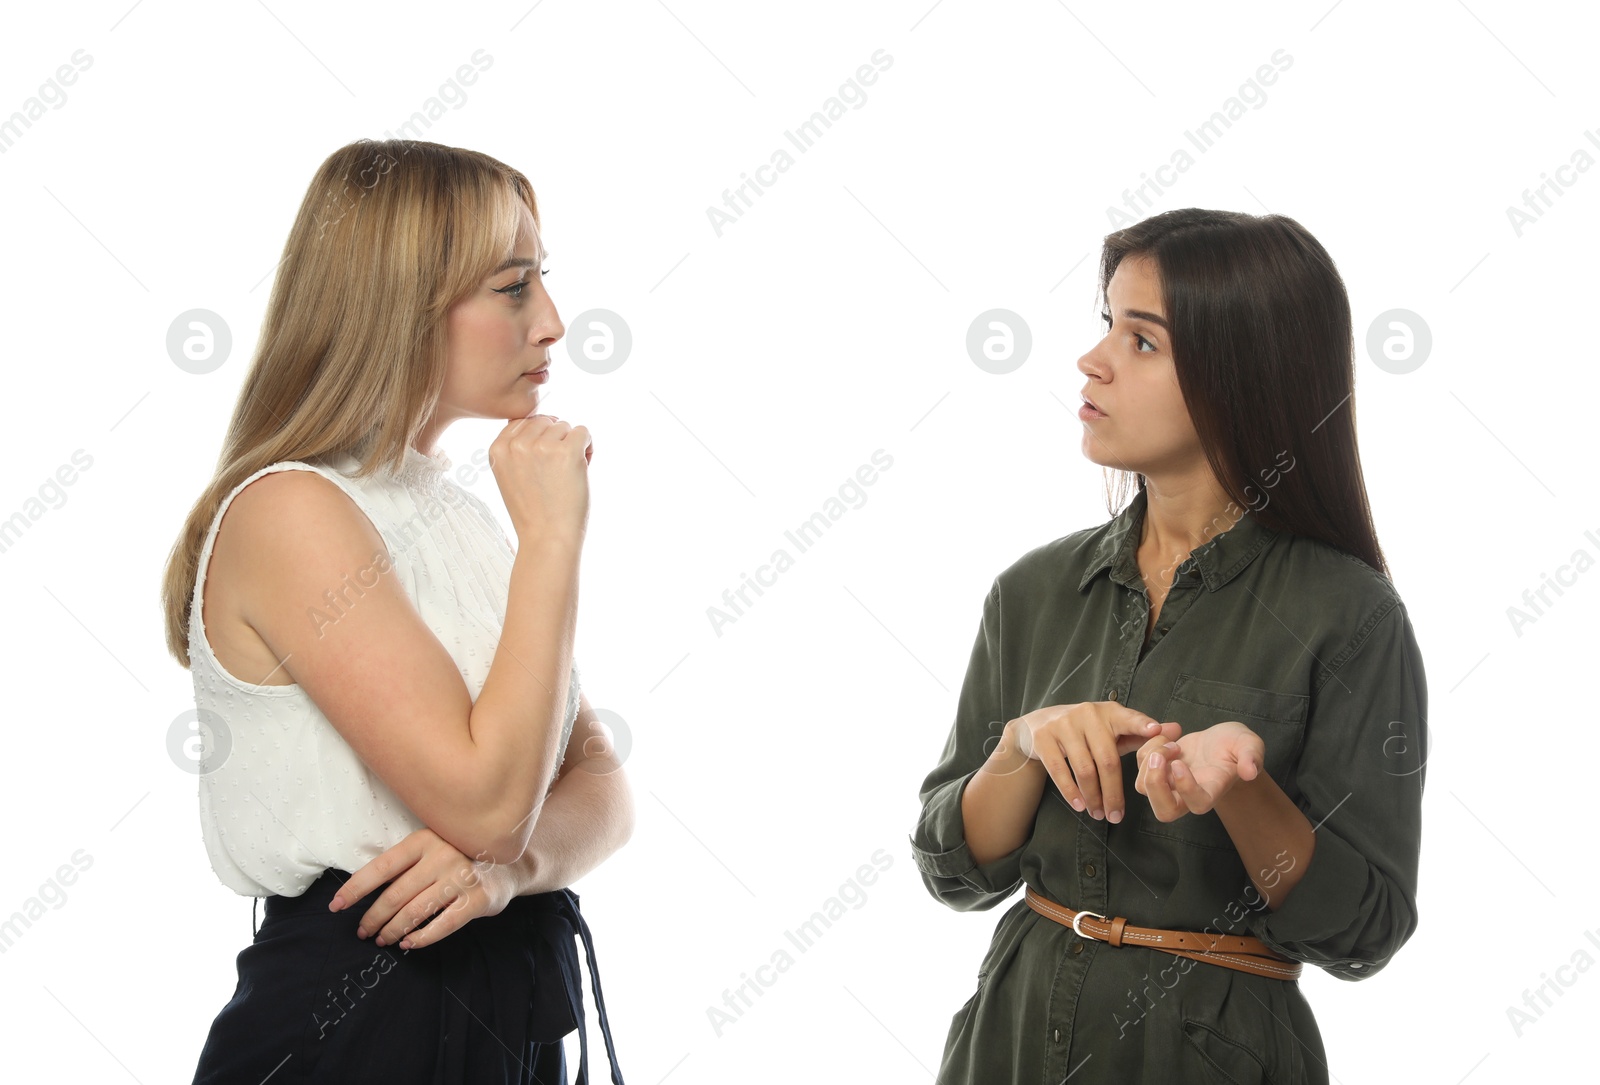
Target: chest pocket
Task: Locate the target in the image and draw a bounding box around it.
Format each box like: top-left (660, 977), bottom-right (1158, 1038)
top-left (1129, 674), bottom-right (1310, 851)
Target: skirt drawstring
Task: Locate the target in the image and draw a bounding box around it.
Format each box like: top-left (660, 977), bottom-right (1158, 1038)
top-left (557, 888), bottom-right (625, 1085)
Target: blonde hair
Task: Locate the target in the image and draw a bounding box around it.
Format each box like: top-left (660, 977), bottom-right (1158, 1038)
top-left (160, 138), bottom-right (540, 667)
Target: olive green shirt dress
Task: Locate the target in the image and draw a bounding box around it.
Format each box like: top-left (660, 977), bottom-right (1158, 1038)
top-left (910, 487), bottom-right (1427, 1084)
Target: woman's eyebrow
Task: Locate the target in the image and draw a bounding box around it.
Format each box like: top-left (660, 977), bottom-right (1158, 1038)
top-left (490, 250), bottom-right (550, 274)
top-left (1115, 307), bottom-right (1169, 330)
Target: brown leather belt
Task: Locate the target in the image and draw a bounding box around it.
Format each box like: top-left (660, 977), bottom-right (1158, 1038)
top-left (1025, 886), bottom-right (1302, 981)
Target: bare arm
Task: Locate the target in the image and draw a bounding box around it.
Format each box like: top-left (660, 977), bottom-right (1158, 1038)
top-left (232, 470), bottom-right (578, 863)
top-left (505, 690), bottom-right (635, 894)
top-left (1213, 771), bottom-right (1315, 908)
top-left (960, 719), bottom-right (1049, 865)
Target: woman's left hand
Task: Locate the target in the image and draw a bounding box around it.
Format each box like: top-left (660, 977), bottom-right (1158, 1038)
top-left (328, 828), bottom-right (516, 950)
top-left (1135, 720), bottom-right (1265, 819)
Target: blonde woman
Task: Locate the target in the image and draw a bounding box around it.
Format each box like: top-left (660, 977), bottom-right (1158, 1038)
top-left (162, 139), bottom-right (631, 1084)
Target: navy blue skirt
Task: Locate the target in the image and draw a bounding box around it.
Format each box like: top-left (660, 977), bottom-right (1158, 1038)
top-left (191, 868), bottom-right (625, 1084)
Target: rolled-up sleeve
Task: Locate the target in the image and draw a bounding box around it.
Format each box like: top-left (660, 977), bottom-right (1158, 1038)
top-left (909, 579), bottom-right (1026, 912)
top-left (1246, 597), bottom-right (1428, 980)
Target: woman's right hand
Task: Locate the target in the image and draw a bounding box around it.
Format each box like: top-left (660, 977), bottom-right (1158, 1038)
top-left (489, 413), bottom-right (593, 544)
top-left (1004, 703), bottom-right (1182, 823)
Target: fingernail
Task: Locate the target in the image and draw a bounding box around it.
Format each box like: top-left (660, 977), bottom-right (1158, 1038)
top-left (1150, 753), bottom-right (1162, 769)
top-left (1070, 798), bottom-right (1085, 811)
top-left (356, 927), bottom-right (366, 939)
top-left (1109, 809), bottom-right (1122, 824)
top-left (328, 896), bottom-right (342, 912)
top-left (1092, 808), bottom-right (1104, 820)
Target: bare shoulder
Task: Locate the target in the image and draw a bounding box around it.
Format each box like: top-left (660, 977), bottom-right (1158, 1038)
top-left (227, 468), bottom-right (387, 558)
top-left (204, 468), bottom-right (392, 684)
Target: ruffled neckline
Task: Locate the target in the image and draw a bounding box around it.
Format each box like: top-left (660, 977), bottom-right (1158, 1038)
top-left (396, 445), bottom-right (452, 485)
top-left (390, 444), bottom-right (454, 492)
top-left (329, 445), bottom-right (452, 494)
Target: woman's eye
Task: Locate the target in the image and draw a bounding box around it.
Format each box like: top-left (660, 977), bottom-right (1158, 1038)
top-left (494, 267), bottom-right (549, 301)
top-left (1100, 312), bottom-right (1155, 353)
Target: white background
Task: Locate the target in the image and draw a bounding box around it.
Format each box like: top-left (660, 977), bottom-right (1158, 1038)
top-left (1, 1), bottom-right (1595, 1081)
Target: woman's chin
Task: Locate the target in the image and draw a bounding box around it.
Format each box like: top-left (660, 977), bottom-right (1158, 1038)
top-left (498, 392), bottom-right (540, 420)
top-left (1079, 437), bottom-right (1115, 469)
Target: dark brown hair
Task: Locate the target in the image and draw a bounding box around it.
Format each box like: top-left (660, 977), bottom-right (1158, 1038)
top-left (1096, 208), bottom-right (1387, 578)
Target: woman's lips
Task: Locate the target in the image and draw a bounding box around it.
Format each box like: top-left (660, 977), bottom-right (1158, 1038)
top-left (522, 369), bottom-right (549, 383)
top-left (1078, 402), bottom-right (1106, 420)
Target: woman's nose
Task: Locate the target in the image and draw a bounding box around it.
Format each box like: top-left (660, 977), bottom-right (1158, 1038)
top-left (534, 317), bottom-right (564, 348)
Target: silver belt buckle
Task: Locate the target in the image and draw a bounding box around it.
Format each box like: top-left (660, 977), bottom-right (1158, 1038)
top-left (1071, 909), bottom-right (1106, 939)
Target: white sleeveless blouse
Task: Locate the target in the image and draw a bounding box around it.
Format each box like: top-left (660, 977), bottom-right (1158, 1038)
top-left (189, 445), bottom-right (581, 897)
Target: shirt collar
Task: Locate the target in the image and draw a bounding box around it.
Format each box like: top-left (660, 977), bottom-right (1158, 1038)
top-left (1076, 487), bottom-right (1278, 594)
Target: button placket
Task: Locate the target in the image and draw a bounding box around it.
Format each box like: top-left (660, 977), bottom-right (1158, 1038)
top-left (1074, 789), bottom-right (1111, 930)
top-left (1145, 574), bottom-right (1201, 654)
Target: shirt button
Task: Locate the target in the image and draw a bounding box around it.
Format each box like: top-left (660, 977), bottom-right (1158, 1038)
top-left (1071, 941), bottom-right (1084, 955)
top-left (1083, 862), bottom-right (1097, 877)
top-left (1107, 689), bottom-right (1118, 701)
top-left (1054, 1027), bottom-right (1062, 1042)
